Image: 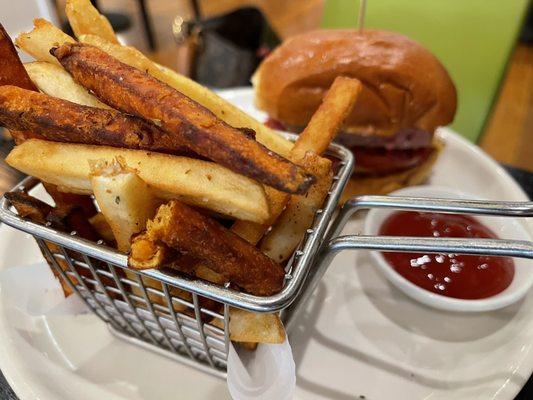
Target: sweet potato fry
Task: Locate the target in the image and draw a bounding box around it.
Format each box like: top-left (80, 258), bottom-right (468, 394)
top-left (0, 85), bottom-right (192, 156)
top-left (65, 0), bottom-right (119, 44)
top-left (52, 43), bottom-right (315, 194)
top-left (78, 33), bottom-right (293, 157)
top-left (0, 25), bottom-right (37, 91)
top-left (0, 23), bottom-right (42, 143)
top-left (143, 201), bottom-right (285, 296)
top-left (6, 139), bottom-right (270, 223)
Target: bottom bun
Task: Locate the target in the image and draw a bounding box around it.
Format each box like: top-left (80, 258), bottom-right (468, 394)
top-left (341, 138), bottom-right (444, 202)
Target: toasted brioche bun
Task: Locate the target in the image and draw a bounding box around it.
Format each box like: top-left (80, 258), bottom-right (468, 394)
top-left (254, 29), bottom-right (457, 137)
top-left (341, 138), bottom-right (444, 202)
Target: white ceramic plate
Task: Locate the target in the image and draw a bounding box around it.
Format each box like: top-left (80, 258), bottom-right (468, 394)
top-left (0, 87), bottom-right (531, 400)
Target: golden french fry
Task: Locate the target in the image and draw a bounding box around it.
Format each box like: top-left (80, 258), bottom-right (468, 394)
top-left (88, 212), bottom-right (115, 243)
top-left (6, 140), bottom-right (270, 223)
top-left (261, 162), bottom-right (333, 262)
top-left (129, 233), bottom-right (169, 270)
top-left (15, 19), bottom-right (75, 65)
top-left (226, 80), bottom-right (359, 345)
top-left (78, 33), bottom-right (293, 157)
top-left (230, 77), bottom-right (360, 244)
top-left (291, 76), bottom-right (362, 158)
top-left (24, 62), bottom-right (110, 108)
top-left (65, 0), bottom-right (119, 44)
top-left (211, 308), bottom-right (285, 344)
top-left (89, 157), bottom-right (160, 252)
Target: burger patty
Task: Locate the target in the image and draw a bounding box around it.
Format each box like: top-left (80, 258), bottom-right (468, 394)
top-left (264, 117), bottom-right (434, 175)
top-left (351, 146), bottom-right (433, 175)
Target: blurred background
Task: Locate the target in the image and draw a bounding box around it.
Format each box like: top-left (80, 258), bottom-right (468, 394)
top-left (2, 0), bottom-right (532, 171)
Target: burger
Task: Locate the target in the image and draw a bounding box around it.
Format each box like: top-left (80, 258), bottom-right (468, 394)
top-left (253, 29), bottom-right (457, 199)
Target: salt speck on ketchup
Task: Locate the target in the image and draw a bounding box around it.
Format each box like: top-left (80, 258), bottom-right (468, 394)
top-left (378, 212), bottom-right (515, 299)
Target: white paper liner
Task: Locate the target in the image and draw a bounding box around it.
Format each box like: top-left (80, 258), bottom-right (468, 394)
top-left (227, 338), bottom-right (295, 400)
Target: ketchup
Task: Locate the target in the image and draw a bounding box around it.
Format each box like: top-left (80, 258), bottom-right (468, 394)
top-left (378, 212), bottom-right (515, 299)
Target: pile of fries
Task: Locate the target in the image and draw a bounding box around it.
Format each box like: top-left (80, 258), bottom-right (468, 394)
top-left (0, 0), bottom-right (361, 346)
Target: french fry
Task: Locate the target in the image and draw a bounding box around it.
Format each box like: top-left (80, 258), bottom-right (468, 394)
top-left (88, 212), bottom-right (115, 243)
top-left (65, 0), bottom-right (119, 44)
top-left (0, 86), bottom-right (192, 156)
top-left (225, 79), bottom-right (360, 345)
top-left (15, 18), bottom-right (293, 156)
top-left (89, 157), bottom-right (160, 252)
top-left (211, 309), bottom-right (285, 344)
top-left (24, 62), bottom-right (110, 108)
top-left (0, 24), bottom-right (37, 91)
top-left (78, 33), bottom-right (293, 156)
top-left (5, 192), bottom-right (72, 296)
top-left (231, 77), bottom-right (360, 244)
top-left (52, 43), bottom-right (314, 195)
top-left (4, 191), bottom-right (107, 297)
top-left (0, 23), bottom-right (42, 143)
top-left (6, 140), bottom-right (270, 223)
top-left (141, 200), bottom-right (285, 296)
top-left (259, 77), bottom-right (361, 262)
top-left (15, 19), bottom-right (75, 65)
top-left (261, 162), bottom-right (333, 262)
top-left (290, 76), bottom-right (362, 158)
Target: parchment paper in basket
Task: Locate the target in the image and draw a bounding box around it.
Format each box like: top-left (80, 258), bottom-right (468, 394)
top-left (0, 262), bottom-right (89, 317)
top-left (227, 337), bottom-right (295, 400)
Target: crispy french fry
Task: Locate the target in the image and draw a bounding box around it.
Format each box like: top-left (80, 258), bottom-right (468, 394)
top-left (15, 19), bottom-right (75, 65)
top-left (78, 33), bottom-right (293, 157)
top-left (6, 140), bottom-right (270, 223)
top-left (4, 191), bottom-right (107, 296)
top-left (211, 309), bottom-right (285, 344)
top-left (89, 157), bottom-right (160, 252)
top-left (0, 86), bottom-right (193, 156)
top-left (291, 76), bottom-right (362, 158)
top-left (65, 0), bottom-right (119, 44)
top-left (261, 163), bottom-right (333, 263)
top-left (129, 233), bottom-right (170, 270)
top-left (52, 43), bottom-right (314, 195)
top-left (143, 200), bottom-right (285, 296)
top-left (226, 80), bottom-right (359, 345)
top-left (230, 77), bottom-right (360, 244)
top-left (0, 23), bottom-right (42, 143)
top-left (24, 62), bottom-right (110, 108)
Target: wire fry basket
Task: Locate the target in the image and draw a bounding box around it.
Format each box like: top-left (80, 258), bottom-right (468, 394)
top-left (2, 136), bottom-right (533, 379)
top-left (0, 136), bottom-right (354, 378)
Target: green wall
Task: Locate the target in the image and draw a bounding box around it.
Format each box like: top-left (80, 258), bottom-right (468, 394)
top-left (322, 0), bottom-right (529, 142)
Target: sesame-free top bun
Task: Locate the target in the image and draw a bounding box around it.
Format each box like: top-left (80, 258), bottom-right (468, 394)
top-left (254, 29), bottom-right (457, 137)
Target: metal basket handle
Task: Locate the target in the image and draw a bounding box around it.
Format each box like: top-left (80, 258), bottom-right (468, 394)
top-left (283, 196), bottom-right (533, 331)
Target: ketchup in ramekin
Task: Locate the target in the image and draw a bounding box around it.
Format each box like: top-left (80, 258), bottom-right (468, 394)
top-left (379, 212), bottom-right (515, 299)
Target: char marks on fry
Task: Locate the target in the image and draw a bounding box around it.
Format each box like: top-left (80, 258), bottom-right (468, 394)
top-left (51, 42), bottom-right (315, 194)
